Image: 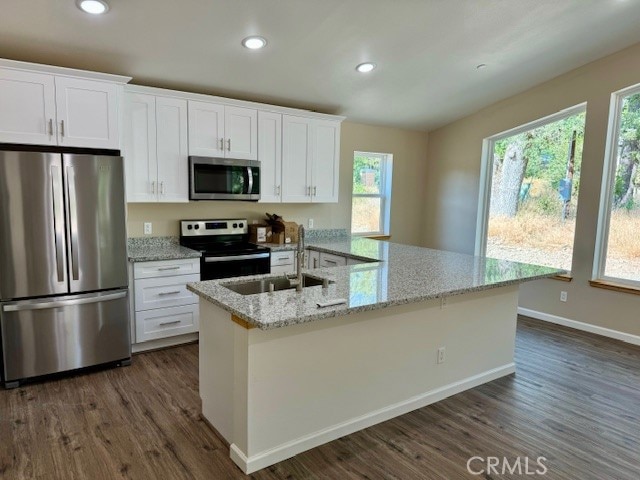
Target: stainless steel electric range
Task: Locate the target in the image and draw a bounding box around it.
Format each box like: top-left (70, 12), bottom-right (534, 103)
top-left (179, 219), bottom-right (271, 280)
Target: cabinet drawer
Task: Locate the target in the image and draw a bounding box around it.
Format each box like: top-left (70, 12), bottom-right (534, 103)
top-left (270, 251), bottom-right (295, 266)
top-left (134, 274), bottom-right (199, 312)
top-left (319, 252), bottom-right (347, 268)
top-left (136, 304), bottom-right (199, 343)
top-left (133, 258), bottom-right (200, 279)
top-left (271, 264), bottom-right (295, 275)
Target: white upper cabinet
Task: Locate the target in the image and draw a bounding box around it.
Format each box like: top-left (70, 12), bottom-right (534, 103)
top-left (0, 60), bottom-right (129, 149)
top-left (258, 111), bottom-right (282, 203)
top-left (123, 88), bottom-right (188, 203)
top-left (0, 69), bottom-right (57, 146)
top-left (188, 101), bottom-right (257, 160)
top-left (281, 115), bottom-right (341, 203)
top-left (54, 77), bottom-right (120, 149)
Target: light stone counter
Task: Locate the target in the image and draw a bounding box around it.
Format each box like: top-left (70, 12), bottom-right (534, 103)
top-left (187, 237), bottom-right (562, 330)
top-left (127, 237), bottom-right (201, 262)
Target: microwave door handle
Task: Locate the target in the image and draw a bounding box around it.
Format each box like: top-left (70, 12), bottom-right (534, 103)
top-left (246, 166), bottom-right (253, 195)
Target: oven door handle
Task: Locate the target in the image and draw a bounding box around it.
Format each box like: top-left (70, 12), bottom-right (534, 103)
top-left (205, 253), bottom-right (270, 263)
top-left (246, 166), bottom-right (254, 195)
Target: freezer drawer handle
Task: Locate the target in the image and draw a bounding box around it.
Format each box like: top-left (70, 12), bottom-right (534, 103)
top-left (2, 291), bottom-right (127, 312)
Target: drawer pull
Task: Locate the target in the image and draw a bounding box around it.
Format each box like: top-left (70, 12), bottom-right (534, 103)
top-left (276, 257), bottom-right (290, 262)
top-left (159, 320), bottom-right (181, 326)
top-left (157, 266), bottom-right (181, 271)
top-left (158, 290), bottom-right (181, 296)
top-left (324, 260), bottom-right (337, 265)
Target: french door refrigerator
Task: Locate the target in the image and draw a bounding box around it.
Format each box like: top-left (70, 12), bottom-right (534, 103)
top-left (0, 150), bottom-right (131, 388)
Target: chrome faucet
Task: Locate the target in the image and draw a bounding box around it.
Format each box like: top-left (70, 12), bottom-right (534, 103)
top-left (295, 225), bottom-right (305, 292)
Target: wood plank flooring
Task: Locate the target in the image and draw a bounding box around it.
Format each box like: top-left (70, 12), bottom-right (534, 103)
top-left (1, 316), bottom-right (639, 479)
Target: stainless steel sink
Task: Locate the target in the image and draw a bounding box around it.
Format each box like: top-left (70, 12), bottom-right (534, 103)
top-left (223, 274), bottom-right (329, 295)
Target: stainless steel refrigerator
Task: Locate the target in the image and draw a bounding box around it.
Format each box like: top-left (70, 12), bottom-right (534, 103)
top-left (0, 150), bottom-right (130, 388)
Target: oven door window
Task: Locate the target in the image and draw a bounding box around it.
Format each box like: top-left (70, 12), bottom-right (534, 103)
top-left (201, 255), bottom-right (270, 280)
top-left (193, 164), bottom-right (249, 195)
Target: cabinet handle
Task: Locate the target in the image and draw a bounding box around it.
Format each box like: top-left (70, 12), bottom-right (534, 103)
top-left (60, 120), bottom-right (65, 138)
top-left (159, 320), bottom-right (181, 326)
top-left (313, 258), bottom-right (318, 268)
top-left (160, 181), bottom-right (165, 195)
top-left (157, 266), bottom-right (181, 271)
top-left (151, 181), bottom-right (156, 194)
top-left (48, 118), bottom-right (53, 136)
top-left (324, 259), bottom-right (337, 265)
top-left (219, 138), bottom-right (224, 150)
top-left (157, 290), bottom-right (181, 296)
top-left (277, 185), bottom-right (281, 195)
top-left (227, 139), bottom-right (231, 151)
top-left (313, 186), bottom-right (317, 196)
top-left (307, 186), bottom-right (311, 196)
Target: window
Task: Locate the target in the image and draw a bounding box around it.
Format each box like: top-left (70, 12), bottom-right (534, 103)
top-left (351, 152), bottom-right (393, 235)
top-left (594, 85), bottom-right (640, 285)
top-left (475, 104), bottom-right (586, 272)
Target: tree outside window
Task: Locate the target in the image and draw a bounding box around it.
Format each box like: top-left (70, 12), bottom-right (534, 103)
top-left (351, 152), bottom-right (393, 235)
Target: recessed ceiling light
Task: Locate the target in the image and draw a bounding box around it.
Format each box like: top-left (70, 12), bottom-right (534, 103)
top-left (476, 63), bottom-right (487, 70)
top-left (76, 0), bottom-right (109, 14)
top-left (356, 62), bottom-right (376, 73)
top-left (242, 36), bottom-right (267, 50)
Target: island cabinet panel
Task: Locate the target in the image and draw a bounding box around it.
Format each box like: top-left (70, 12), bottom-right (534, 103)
top-left (198, 285), bottom-right (519, 474)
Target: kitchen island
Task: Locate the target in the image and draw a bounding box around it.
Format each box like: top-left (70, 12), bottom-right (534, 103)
top-left (187, 238), bottom-right (561, 474)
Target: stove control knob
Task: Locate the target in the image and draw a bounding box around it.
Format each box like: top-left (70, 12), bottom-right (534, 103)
top-left (233, 223), bottom-right (238, 228)
top-left (239, 222), bottom-right (244, 228)
top-left (194, 224), bottom-right (200, 230)
top-left (187, 225), bottom-right (193, 230)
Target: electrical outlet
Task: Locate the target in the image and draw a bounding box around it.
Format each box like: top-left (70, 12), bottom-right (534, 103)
top-left (560, 291), bottom-right (568, 302)
top-left (437, 347), bottom-right (446, 364)
top-left (144, 222), bottom-right (153, 235)
top-left (308, 218), bottom-right (314, 229)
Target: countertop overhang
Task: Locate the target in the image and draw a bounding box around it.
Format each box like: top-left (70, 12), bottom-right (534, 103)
top-left (187, 237), bottom-right (564, 330)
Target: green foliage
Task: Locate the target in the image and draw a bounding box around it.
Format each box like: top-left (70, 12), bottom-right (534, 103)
top-left (353, 154), bottom-right (382, 194)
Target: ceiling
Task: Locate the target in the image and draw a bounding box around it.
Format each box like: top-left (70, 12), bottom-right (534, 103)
top-left (2, 0), bottom-right (640, 131)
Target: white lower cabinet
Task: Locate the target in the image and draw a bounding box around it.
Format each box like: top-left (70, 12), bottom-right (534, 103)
top-left (132, 258), bottom-right (200, 344)
top-left (306, 249), bottom-right (370, 268)
top-left (318, 252), bottom-right (348, 268)
top-left (270, 250), bottom-right (295, 275)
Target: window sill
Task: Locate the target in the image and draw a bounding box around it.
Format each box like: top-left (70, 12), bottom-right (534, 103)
top-left (552, 274), bottom-right (573, 282)
top-left (589, 280), bottom-right (640, 296)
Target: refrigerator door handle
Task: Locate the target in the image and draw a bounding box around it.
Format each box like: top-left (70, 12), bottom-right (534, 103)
top-left (51, 165), bottom-right (65, 283)
top-left (2, 291), bottom-right (127, 312)
top-left (66, 166), bottom-right (80, 281)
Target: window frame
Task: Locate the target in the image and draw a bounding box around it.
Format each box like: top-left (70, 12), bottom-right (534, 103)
top-left (593, 83), bottom-right (640, 288)
top-left (350, 151), bottom-right (393, 236)
top-left (474, 103), bottom-right (587, 265)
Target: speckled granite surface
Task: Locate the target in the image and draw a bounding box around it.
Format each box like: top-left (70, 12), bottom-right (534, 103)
top-left (127, 237), bottom-right (201, 262)
top-left (187, 237), bottom-right (564, 330)
top-left (257, 228), bottom-right (351, 252)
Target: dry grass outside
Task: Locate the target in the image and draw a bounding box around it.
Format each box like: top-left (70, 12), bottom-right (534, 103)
top-left (488, 210), bottom-right (640, 260)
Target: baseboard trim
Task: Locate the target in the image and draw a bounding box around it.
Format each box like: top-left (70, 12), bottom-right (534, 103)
top-left (131, 333), bottom-right (199, 353)
top-left (230, 363), bottom-right (516, 474)
top-left (518, 307), bottom-right (640, 346)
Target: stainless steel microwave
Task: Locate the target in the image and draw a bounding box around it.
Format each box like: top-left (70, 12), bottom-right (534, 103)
top-left (189, 156), bottom-right (260, 201)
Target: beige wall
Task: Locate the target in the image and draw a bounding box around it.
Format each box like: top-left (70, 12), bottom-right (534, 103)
top-left (128, 121), bottom-right (428, 246)
top-left (424, 42), bottom-right (640, 336)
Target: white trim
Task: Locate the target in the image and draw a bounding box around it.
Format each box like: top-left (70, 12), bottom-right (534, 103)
top-left (124, 84), bottom-right (345, 122)
top-left (351, 152), bottom-right (393, 236)
top-left (229, 363), bottom-right (516, 475)
top-left (518, 307), bottom-right (640, 346)
top-left (0, 58), bottom-right (131, 84)
top-left (592, 83), bottom-right (640, 288)
top-left (131, 332), bottom-right (198, 353)
top-left (474, 103), bottom-right (587, 257)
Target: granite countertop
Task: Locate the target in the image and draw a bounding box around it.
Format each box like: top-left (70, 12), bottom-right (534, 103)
top-left (127, 237), bottom-right (201, 262)
top-left (187, 237), bottom-right (563, 330)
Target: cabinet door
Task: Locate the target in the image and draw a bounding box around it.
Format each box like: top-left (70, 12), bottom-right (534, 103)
top-left (281, 115), bottom-right (312, 203)
top-left (54, 77), bottom-right (119, 149)
top-left (188, 100), bottom-right (224, 157)
top-left (225, 106), bottom-right (257, 160)
top-left (0, 68), bottom-right (57, 146)
top-left (123, 92), bottom-right (158, 202)
top-left (135, 304), bottom-right (199, 343)
top-left (311, 120), bottom-right (340, 203)
top-left (319, 252), bottom-right (347, 268)
top-left (258, 111), bottom-right (282, 202)
top-left (156, 97), bottom-right (189, 202)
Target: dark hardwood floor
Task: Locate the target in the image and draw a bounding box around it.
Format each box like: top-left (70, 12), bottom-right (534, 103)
top-left (1, 316), bottom-right (639, 479)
